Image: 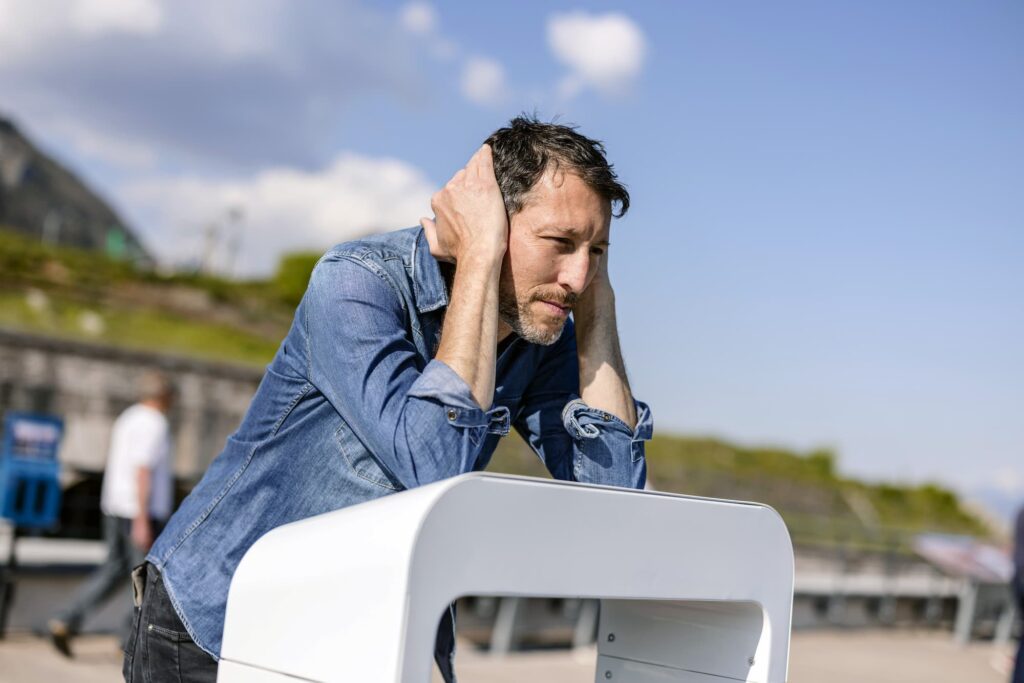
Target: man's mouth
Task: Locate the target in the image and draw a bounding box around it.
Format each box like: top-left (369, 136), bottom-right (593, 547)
top-left (539, 300), bottom-right (570, 317)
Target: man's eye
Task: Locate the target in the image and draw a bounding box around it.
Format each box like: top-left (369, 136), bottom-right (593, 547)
top-left (590, 247), bottom-right (605, 256)
top-left (547, 237), bottom-right (572, 247)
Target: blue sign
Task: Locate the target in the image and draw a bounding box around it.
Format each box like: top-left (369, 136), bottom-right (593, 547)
top-left (0, 412), bottom-right (64, 529)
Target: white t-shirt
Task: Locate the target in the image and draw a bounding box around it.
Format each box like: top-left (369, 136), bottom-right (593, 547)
top-left (100, 403), bottom-right (174, 521)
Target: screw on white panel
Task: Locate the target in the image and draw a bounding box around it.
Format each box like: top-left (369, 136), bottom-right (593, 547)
top-left (748, 656), bottom-right (755, 665)
top-left (607, 633), bottom-right (615, 642)
top-left (604, 671), bottom-right (613, 679)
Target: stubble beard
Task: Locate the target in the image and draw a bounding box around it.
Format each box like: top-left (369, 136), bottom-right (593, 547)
top-left (497, 283), bottom-right (573, 347)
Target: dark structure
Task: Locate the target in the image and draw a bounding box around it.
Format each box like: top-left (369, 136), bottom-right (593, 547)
top-left (0, 116), bottom-right (151, 266)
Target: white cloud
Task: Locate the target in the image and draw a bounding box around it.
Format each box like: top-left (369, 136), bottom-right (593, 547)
top-left (71, 0), bottom-right (163, 36)
top-left (0, 2), bottom-right (424, 170)
top-left (400, 3), bottom-right (499, 92)
top-left (397, 4), bottom-right (508, 105)
top-left (460, 57), bottom-right (509, 108)
top-left (546, 11), bottom-right (646, 98)
top-left (398, 1), bottom-right (437, 35)
top-left (397, 0), bottom-right (458, 61)
top-left (172, 1), bottom-right (288, 61)
top-left (121, 153), bottom-right (437, 275)
top-left (0, 0), bottom-right (163, 59)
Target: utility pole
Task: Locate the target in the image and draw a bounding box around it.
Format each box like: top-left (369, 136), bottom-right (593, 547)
top-left (200, 221), bottom-right (219, 275)
top-left (224, 206), bottom-right (244, 278)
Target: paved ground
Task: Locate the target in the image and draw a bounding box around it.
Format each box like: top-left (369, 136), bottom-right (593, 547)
top-left (0, 629), bottom-right (1016, 682)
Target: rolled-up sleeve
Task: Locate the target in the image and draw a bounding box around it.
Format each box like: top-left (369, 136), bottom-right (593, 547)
top-left (303, 254), bottom-right (508, 489)
top-left (561, 398), bottom-right (652, 488)
top-left (514, 319), bottom-right (651, 490)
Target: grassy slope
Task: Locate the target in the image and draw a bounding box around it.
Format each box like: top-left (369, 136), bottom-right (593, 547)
top-left (0, 229), bottom-right (286, 365)
top-left (0, 289), bottom-right (281, 366)
top-left (1, 229), bottom-right (992, 547)
top-left (488, 434), bottom-right (990, 550)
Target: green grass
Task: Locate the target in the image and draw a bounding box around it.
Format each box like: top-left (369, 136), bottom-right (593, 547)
top-left (0, 289), bottom-right (279, 366)
top-left (0, 228), bottom-right (289, 364)
top-left (487, 431), bottom-right (992, 552)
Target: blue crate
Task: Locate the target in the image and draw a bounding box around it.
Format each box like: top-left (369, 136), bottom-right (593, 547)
top-left (0, 412), bottom-right (64, 529)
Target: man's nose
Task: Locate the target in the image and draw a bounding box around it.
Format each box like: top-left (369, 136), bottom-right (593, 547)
top-left (557, 250), bottom-right (592, 295)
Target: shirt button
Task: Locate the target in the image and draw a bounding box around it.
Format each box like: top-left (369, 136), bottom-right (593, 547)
top-left (447, 409), bottom-right (458, 421)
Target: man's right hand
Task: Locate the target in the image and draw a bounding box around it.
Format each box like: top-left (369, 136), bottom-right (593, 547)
top-left (421, 144), bottom-right (508, 264)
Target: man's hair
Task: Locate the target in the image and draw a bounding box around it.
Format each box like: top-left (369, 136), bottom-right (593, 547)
top-left (485, 115), bottom-right (630, 218)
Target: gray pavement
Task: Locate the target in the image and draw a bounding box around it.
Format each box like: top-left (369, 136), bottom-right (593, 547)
top-left (0, 629), bottom-right (1016, 682)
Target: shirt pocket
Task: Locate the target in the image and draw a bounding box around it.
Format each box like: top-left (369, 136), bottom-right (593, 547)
top-left (335, 419), bottom-right (404, 491)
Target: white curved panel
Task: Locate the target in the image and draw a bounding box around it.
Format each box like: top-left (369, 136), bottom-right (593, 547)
top-left (219, 474), bottom-right (794, 683)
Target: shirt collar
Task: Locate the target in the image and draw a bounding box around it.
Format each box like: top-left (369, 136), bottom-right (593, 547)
top-left (412, 227), bottom-right (449, 313)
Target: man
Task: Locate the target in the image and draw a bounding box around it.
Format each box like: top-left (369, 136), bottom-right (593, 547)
top-left (124, 116), bottom-right (653, 683)
top-left (48, 371), bottom-right (174, 657)
top-left (1013, 503), bottom-right (1024, 683)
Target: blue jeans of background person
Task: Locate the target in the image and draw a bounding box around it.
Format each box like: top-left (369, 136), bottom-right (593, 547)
top-left (53, 515), bottom-right (146, 637)
top-left (123, 563), bottom-right (217, 682)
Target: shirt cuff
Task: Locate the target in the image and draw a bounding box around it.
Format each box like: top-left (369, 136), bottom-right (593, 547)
top-left (561, 398), bottom-right (653, 442)
top-left (406, 359), bottom-right (510, 435)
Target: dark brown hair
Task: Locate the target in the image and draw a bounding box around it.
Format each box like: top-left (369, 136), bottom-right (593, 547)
top-left (485, 115), bottom-right (630, 218)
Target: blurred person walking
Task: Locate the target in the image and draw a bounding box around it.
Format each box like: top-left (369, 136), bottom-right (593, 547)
top-left (46, 371), bottom-right (174, 658)
top-left (1013, 503), bottom-right (1024, 683)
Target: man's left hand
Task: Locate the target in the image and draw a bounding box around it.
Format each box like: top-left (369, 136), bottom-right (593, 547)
top-left (575, 248), bottom-right (613, 324)
top-left (573, 249), bottom-right (637, 429)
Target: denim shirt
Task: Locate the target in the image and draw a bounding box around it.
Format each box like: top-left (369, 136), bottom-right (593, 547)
top-left (147, 226), bottom-right (653, 659)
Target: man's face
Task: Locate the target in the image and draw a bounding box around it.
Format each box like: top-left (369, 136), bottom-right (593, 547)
top-left (498, 167), bottom-right (611, 345)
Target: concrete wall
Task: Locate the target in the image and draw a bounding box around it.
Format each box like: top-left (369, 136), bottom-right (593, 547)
top-left (0, 329), bottom-right (262, 483)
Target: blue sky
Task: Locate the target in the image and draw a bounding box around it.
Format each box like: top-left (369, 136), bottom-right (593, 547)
top-left (1, 1), bottom-right (1021, 505)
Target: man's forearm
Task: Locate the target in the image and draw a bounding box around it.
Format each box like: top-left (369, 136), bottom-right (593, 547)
top-left (574, 285), bottom-right (637, 429)
top-left (135, 467), bottom-right (151, 521)
top-left (423, 144), bottom-right (508, 411)
top-left (132, 466), bottom-right (154, 550)
top-left (435, 254), bottom-right (503, 410)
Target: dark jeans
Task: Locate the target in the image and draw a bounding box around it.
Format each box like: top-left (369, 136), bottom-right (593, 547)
top-left (122, 563), bottom-right (455, 682)
top-left (53, 515), bottom-right (149, 636)
top-left (123, 563), bottom-right (218, 682)
top-left (436, 604), bottom-right (457, 682)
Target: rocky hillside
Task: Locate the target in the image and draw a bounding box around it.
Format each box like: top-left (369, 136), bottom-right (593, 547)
top-left (0, 115), bottom-right (151, 265)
